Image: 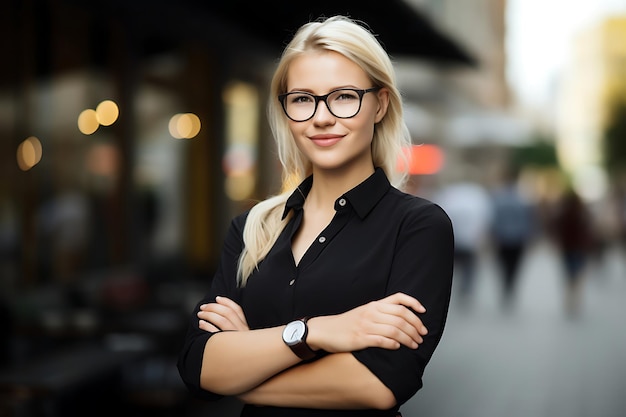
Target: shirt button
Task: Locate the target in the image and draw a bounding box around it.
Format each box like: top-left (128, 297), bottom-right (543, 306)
top-left (289, 279), bottom-right (295, 286)
top-left (338, 198), bottom-right (346, 206)
top-left (318, 236), bottom-right (326, 243)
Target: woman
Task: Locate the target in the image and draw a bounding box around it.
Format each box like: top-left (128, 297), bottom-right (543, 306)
top-left (178, 16), bottom-right (454, 416)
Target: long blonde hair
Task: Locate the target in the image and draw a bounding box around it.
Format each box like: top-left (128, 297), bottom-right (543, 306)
top-left (237, 16), bottom-right (411, 286)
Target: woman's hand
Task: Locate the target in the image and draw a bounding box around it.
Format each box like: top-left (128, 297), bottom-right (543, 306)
top-left (307, 292), bottom-right (427, 353)
top-left (197, 296), bottom-right (249, 332)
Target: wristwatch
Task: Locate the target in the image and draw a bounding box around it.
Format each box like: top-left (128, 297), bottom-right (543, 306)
top-left (282, 318), bottom-right (316, 360)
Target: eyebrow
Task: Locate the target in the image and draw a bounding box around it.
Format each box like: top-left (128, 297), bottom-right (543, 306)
top-left (286, 85), bottom-right (362, 94)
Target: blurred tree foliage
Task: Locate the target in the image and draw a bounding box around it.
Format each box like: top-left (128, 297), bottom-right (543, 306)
top-left (603, 100), bottom-right (626, 177)
top-left (511, 135), bottom-right (559, 168)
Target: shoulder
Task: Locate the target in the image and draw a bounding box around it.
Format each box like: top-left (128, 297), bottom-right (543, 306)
top-left (231, 210), bottom-right (250, 231)
top-left (222, 210), bottom-right (250, 249)
top-left (380, 189), bottom-right (454, 256)
top-left (374, 188), bottom-right (454, 241)
top-left (387, 188), bottom-right (452, 225)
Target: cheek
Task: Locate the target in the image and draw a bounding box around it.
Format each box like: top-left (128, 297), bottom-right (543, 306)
top-left (288, 123), bottom-right (304, 143)
top-left (287, 121), bottom-right (300, 136)
top-left (352, 117), bottom-right (376, 141)
top-left (288, 124), bottom-right (309, 152)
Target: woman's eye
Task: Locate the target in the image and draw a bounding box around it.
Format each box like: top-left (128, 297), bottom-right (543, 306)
top-left (290, 94), bottom-right (313, 104)
top-left (335, 92), bottom-right (359, 101)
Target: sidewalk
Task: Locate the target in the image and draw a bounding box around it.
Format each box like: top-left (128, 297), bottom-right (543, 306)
top-left (403, 239), bottom-right (626, 417)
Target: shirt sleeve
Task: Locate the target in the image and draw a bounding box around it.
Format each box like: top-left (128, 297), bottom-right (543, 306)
top-left (352, 201), bottom-right (454, 405)
top-left (177, 213), bottom-right (247, 400)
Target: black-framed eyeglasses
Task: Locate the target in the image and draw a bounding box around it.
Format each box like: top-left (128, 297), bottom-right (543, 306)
top-left (278, 87), bottom-right (381, 122)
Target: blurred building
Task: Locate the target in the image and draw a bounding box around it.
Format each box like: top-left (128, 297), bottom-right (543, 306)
top-left (416, 0), bottom-right (510, 108)
top-left (400, 0), bottom-right (532, 189)
top-left (555, 15), bottom-right (626, 200)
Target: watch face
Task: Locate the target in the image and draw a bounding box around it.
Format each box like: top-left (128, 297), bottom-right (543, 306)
top-left (284, 320), bottom-right (306, 344)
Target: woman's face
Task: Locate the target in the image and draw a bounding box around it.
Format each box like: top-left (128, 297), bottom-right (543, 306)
top-left (285, 51), bottom-right (388, 175)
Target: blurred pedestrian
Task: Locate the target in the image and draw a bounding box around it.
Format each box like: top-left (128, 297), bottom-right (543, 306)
top-left (434, 181), bottom-right (492, 304)
top-left (177, 16), bottom-right (454, 417)
top-left (549, 188), bottom-right (595, 317)
top-left (490, 170), bottom-right (536, 310)
top-left (587, 186), bottom-right (625, 280)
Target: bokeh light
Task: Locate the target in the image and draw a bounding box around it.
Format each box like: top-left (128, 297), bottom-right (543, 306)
top-left (224, 174), bottom-right (255, 201)
top-left (16, 136), bottom-right (43, 171)
top-left (96, 100), bottom-right (119, 126)
top-left (78, 109), bottom-right (99, 135)
top-left (168, 113), bottom-right (201, 139)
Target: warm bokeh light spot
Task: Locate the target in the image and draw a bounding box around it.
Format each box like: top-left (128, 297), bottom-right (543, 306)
top-left (168, 114), bottom-right (183, 138)
top-left (176, 114), bottom-right (194, 138)
top-left (17, 136), bottom-right (43, 171)
top-left (78, 109), bottom-right (99, 135)
top-left (96, 100), bottom-right (119, 126)
top-left (169, 113), bottom-right (201, 139)
top-left (397, 144), bottom-right (444, 175)
top-left (225, 173), bottom-right (255, 201)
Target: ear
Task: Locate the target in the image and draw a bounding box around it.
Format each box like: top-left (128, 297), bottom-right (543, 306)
top-left (374, 88), bottom-right (390, 123)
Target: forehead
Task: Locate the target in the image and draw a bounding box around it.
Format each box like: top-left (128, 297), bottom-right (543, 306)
top-left (286, 51), bottom-right (370, 91)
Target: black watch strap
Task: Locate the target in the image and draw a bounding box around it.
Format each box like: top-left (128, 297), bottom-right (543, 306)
top-left (287, 318), bottom-right (317, 360)
top-left (291, 341), bottom-right (316, 360)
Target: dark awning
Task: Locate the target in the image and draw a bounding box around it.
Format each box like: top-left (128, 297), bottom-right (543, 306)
top-left (13, 0), bottom-right (477, 87)
top-left (71, 0), bottom-right (476, 67)
top-left (197, 0), bottom-right (476, 66)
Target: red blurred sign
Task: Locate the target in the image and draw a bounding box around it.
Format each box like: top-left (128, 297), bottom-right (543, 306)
top-left (397, 144), bottom-right (444, 175)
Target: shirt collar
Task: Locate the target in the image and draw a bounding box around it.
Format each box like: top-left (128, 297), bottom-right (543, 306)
top-left (282, 175), bottom-right (313, 219)
top-left (282, 167), bottom-right (391, 220)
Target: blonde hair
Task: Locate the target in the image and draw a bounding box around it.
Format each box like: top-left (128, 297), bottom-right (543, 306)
top-left (237, 15), bottom-right (411, 286)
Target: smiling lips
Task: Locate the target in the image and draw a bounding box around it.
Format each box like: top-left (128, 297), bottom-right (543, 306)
top-left (309, 134), bottom-right (344, 147)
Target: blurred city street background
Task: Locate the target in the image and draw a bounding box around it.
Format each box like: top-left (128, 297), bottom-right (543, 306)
top-left (2, 0), bottom-right (626, 416)
top-left (405, 238), bottom-right (626, 417)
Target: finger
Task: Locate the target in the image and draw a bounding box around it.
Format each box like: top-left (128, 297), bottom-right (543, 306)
top-left (198, 309), bottom-right (238, 331)
top-left (386, 292), bottom-right (426, 313)
top-left (381, 294), bottom-right (428, 336)
top-left (202, 301), bottom-right (245, 326)
top-left (200, 302), bottom-right (239, 323)
top-left (398, 305), bottom-right (428, 336)
top-left (215, 296), bottom-right (248, 326)
top-left (364, 305), bottom-right (426, 346)
top-left (381, 293), bottom-right (426, 314)
top-left (375, 316), bottom-right (423, 347)
top-left (198, 319), bottom-right (220, 332)
top-left (369, 321), bottom-right (422, 349)
top-left (364, 333), bottom-right (402, 350)
top-left (376, 302), bottom-right (428, 337)
top-left (363, 325), bottom-right (417, 350)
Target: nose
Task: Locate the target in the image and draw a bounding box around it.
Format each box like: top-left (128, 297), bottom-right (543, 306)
top-left (312, 98), bottom-right (335, 125)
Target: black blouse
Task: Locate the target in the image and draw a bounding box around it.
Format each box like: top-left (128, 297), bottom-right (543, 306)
top-left (178, 168), bottom-right (454, 417)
